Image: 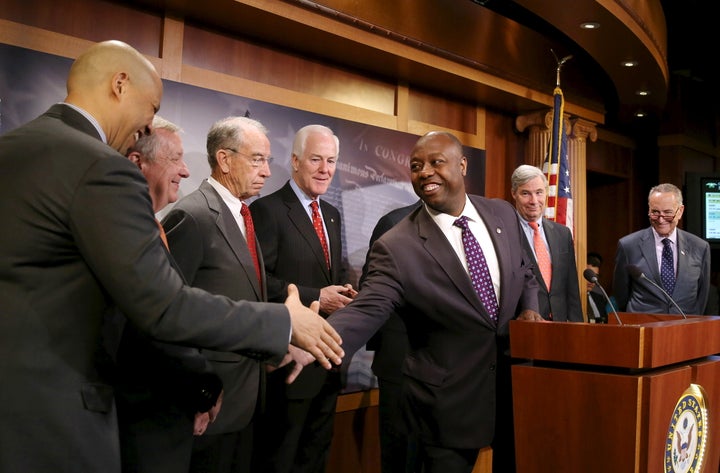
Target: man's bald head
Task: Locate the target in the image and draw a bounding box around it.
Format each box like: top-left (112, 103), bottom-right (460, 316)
top-left (65, 40), bottom-right (162, 153)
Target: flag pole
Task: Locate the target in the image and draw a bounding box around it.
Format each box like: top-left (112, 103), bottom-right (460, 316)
top-left (544, 51), bottom-right (574, 227)
top-left (551, 49), bottom-right (573, 88)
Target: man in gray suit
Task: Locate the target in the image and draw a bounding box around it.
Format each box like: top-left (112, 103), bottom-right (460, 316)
top-left (162, 116), bottom-right (276, 473)
top-left (510, 164), bottom-right (583, 322)
top-left (0, 40), bottom-right (342, 473)
top-left (613, 183), bottom-right (710, 315)
top-left (326, 131), bottom-right (544, 473)
top-left (114, 115), bottom-right (224, 473)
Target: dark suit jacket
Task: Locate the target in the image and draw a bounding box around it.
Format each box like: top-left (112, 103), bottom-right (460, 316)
top-left (162, 180), bottom-right (269, 434)
top-left (112, 248), bottom-right (222, 473)
top-left (327, 196), bottom-right (540, 449)
top-left (361, 201), bottom-right (421, 381)
top-left (612, 226), bottom-right (710, 315)
top-left (0, 104), bottom-right (290, 472)
top-left (250, 180), bottom-right (348, 398)
top-left (519, 217), bottom-right (582, 321)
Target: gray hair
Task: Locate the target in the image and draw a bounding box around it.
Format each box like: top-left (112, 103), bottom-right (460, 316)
top-left (648, 183), bottom-right (683, 205)
top-left (292, 124), bottom-right (339, 159)
top-left (206, 116), bottom-right (268, 169)
top-left (511, 164), bottom-right (547, 193)
top-left (127, 115), bottom-right (182, 162)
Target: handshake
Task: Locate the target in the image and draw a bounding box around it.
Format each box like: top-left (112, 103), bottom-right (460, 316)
top-left (273, 284), bottom-right (347, 383)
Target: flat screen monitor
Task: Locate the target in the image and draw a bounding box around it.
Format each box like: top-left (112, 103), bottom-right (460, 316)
top-left (685, 172), bottom-right (720, 248)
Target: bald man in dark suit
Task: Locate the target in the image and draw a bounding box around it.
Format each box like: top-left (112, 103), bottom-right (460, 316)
top-left (327, 132), bottom-right (543, 473)
top-left (0, 40), bottom-right (341, 473)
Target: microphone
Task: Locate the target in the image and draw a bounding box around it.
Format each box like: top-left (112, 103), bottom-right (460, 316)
top-left (583, 269), bottom-right (622, 325)
top-left (625, 265), bottom-right (687, 318)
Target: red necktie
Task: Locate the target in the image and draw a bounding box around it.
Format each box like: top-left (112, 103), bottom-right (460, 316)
top-left (310, 200), bottom-right (330, 269)
top-left (240, 203), bottom-right (262, 287)
top-left (529, 221), bottom-right (552, 291)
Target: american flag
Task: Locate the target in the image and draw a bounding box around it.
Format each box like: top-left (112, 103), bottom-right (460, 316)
top-left (543, 86), bottom-right (573, 237)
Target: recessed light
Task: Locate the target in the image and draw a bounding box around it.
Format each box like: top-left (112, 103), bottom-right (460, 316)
top-left (636, 90), bottom-right (650, 96)
top-left (580, 22), bottom-right (600, 30)
top-left (634, 110), bottom-right (647, 118)
top-left (622, 60), bottom-right (639, 67)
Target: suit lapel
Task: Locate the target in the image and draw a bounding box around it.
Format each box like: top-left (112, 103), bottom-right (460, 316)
top-left (320, 200), bottom-right (341, 282)
top-left (471, 196), bottom-right (513, 322)
top-left (415, 205), bottom-right (492, 326)
top-left (639, 228), bottom-right (661, 283)
top-left (542, 219), bottom-right (561, 290)
top-left (675, 230), bottom-right (690, 286)
top-left (281, 184), bottom-right (331, 282)
top-left (200, 182), bottom-right (262, 298)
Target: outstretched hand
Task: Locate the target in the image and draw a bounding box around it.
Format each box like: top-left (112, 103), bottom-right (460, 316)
top-left (266, 345), bottom-right (317, 384)
top-left (284, 283), bottom-right (344, 368)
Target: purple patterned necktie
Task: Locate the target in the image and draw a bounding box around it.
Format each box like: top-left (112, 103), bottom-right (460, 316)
top-left (454, 216), bottom-right (498, 322)
top-left (661, 238), bottom-right (675, 294)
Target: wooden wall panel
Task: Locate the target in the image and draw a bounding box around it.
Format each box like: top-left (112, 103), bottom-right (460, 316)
top-left (0, 0), bottom-right (162, 56)
top-left (484, 110), bottom-right (527, 199)
top-left (408, 88), bottom-right (477, 134)
top-left (182, 23), bottom-right (397, 116)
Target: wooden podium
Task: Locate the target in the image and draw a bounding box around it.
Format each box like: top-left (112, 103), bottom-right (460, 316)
top-left (509, 313), bottom-right (720, 473)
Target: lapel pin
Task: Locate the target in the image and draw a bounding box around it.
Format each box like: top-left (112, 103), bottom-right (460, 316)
top-left (496, 228), bottom-right (502, 234)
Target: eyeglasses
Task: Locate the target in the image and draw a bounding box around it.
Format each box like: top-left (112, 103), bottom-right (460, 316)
top-left (648, 208), bottom-right (680, 221)
top-left (223, 148), bottom-right (274, 168)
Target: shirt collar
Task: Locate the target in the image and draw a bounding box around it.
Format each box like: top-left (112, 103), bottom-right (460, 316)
top-left (61, 102), bottom-right (107, 144)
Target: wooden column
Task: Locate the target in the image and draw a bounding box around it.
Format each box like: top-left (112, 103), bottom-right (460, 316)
top-left (568, 118), bottom-right (597, 320)
top-left (515, 111), bottom-right (549, 169)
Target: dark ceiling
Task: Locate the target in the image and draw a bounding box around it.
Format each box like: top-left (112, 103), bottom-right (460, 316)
top-left (121, 0), bottom-right (718, 139)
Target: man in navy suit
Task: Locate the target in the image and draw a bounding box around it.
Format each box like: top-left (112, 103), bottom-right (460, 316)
top-left (613, 183), bottom-right (710, 315)
top-left (0, 40), bottom-right (342, 473)
top-left (510, 164), bottom-right (583, 322)
top-left (326, 131), bottom-right (544, 473)
top-left (250, 124), bottom-right (357, 473)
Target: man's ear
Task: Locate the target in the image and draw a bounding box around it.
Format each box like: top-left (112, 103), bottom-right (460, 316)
top-left (127, 151), bottom-right (142, 169)
top-left (217, 149), bottom-right (232, 173)
top-left (111, 72), bottom-right (130, 99)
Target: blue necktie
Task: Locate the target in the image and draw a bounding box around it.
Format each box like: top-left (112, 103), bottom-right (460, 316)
top-left (454, 216), bottom-right (498, 322)
top-left (661, 238), bottom-right (676, 294)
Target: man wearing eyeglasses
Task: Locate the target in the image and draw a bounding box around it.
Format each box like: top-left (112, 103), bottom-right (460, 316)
top-left (161, 116), bottom-right (278, 473)
top-left (613, 183), bottom-right (710, 315)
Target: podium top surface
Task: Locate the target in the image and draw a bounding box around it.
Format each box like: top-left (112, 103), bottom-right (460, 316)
top-left (509, 313), bottom-right (720, 369)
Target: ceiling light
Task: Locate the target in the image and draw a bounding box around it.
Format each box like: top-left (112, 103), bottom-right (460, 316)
top-left (621, 60), bottom-right (639, 67)
top-left (580, 22), bottom-right (600, 30)
top-left (636, 90), bottom-right (650, 96)
top-left (634, 110), bottom-right (647, 118)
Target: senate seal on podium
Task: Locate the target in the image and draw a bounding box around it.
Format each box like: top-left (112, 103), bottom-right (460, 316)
top-left (664, 384), bottom-right (709, 473)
